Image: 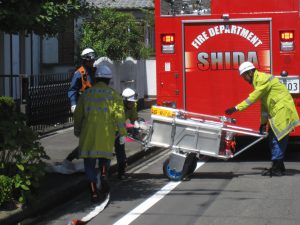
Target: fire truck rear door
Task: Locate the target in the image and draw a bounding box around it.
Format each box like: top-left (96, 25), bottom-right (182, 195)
top-left (183, 19), bottom-right (271, 129)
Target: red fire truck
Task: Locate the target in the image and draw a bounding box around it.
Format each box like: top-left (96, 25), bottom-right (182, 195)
top-left (155, 0), bottom-right (300, 136)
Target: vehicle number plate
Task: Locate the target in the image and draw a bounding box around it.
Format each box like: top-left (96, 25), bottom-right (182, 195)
top-left (151, 106), bottom-right (175, 117)
top-left (279, 77), bottom-right (300, 94)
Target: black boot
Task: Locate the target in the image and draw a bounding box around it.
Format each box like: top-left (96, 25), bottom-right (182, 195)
top-left (278, 160), bottom-right (286, 173)
top-left (261, 160), bottom-right (285, 177)
top-left (118, 163), bottom-right (127, 180)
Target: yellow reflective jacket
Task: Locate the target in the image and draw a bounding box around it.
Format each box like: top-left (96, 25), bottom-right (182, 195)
top-left (74, 82), bottom-right (127, 159)
top-left (236, 70), bottom-right (300, 141)
top-left (125, 102), bottom-right (138, 123)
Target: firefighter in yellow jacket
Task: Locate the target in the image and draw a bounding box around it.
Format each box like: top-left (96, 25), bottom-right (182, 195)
top-left (114, 88), bottom-right (139, 180)
top-left (74, 64), bottom-right (127, 202)
top-left (225, 61), bottom-right (300, 176)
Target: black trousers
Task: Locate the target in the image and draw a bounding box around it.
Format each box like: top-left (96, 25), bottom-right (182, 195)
top-left (114, 136), bottom-right (127, 176)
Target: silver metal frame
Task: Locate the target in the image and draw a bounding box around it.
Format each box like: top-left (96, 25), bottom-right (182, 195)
top-left (147, 107), bottom-right (267, 160)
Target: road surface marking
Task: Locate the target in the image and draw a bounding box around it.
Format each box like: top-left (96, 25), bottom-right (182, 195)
top-left (112, 161), bottom-right (206, 225)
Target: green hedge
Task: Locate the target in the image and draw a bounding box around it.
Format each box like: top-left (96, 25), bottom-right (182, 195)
top-left (0, 175), bottom-right (13, 207)
top-left (0, 96), bottom-right (49, 208)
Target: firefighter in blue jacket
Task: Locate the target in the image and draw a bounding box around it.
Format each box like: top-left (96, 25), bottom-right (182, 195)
top-left (68, 48), bottom-right (96, 113)
top-left (74, 64), bottom-right (127, 202)
top-left (66, 48), bottom-right (96, 162)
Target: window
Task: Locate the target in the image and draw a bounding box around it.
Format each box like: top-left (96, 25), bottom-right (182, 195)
top-left (161, 0), bottom-right (211, 16)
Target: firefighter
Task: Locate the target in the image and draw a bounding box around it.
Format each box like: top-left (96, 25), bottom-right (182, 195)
top-left (225, 61), bottom-right (300, 176)
top-left (114, 88), bottom-right (138, 180)
top-left (68, 48), bottom-right (96, 112)
top-left (66, 48), bottom-right (96, 162)
top-left (73, 64), bottom-right (127, 202)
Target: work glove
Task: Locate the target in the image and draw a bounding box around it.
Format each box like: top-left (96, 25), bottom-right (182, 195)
top-left (134, 120), bottom-right (140, 129)
top-left (225, 107), bottom-right (237, 115)
top-left (119, 136), bottom-right (126, 145)
top-left (259, 124), bottom-right (267, 134)
top-left (71, 105), bottom-right (76, 113)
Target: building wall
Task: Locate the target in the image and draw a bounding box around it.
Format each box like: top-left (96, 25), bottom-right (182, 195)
top-left (0, 31), bottom-right (41, 98)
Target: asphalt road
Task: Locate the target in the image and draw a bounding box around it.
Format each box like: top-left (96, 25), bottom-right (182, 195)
top-left (29, 141), bottom-right (300, 225)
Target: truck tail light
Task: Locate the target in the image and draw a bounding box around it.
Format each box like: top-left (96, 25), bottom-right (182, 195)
top-left (161, 34), bottom-right (175, 54)
top-left (280, 31), bottom-right (294, 51)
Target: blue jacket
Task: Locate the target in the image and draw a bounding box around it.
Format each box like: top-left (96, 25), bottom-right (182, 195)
top-left (67, 66), bottom-right (93, 106)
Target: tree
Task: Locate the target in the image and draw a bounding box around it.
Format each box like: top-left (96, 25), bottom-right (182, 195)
top-left (0, 0), bottom-right (90, 35)
top-left (80, 8), bottom-right (152, 60)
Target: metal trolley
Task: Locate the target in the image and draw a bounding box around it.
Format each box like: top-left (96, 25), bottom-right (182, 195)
top-left (143, 106), bottom-right (268, 181)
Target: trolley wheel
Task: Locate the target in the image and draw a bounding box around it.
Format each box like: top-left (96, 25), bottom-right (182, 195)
top-left (182, 153), bottom-right (198, 178)
top-left (163, 153), bottom-right (198, 181)
top-left (163, 158), bottom-right (183, 181)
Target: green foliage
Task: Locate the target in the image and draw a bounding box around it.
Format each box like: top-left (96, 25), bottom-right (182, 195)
top-left (0, 175), bottom-right (13, 207)
top-left (0, 0), bottom-right (90, 36)
top-left (80, 8), bottom-right (152, 60)
top-left (0, 96), bottom-right (49, 208)
top-left (0, 96), bottom-right (15, 119)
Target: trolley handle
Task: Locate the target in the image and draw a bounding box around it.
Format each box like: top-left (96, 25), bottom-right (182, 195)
top-left (220, 116), bottom-right (236, 124)
top-left (177, 111), bottom-right (237, 124)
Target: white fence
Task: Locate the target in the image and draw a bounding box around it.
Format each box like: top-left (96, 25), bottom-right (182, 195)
top-left (94, 57), bottom-right (156, 99)
top-left (46, 57), bottom-right (157, 99)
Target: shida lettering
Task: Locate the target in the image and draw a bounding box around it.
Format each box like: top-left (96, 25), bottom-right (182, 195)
top-left (197, 51), bottom-right (259, 70)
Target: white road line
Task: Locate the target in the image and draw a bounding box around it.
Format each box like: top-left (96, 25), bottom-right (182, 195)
top-left (112, 161), bottom-right (206, 225)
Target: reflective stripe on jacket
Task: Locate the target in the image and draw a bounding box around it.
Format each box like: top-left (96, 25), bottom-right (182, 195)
top-left (74, 82), bottom-right (127, 159)
top-left (236, 70), bottom-right (300, 140)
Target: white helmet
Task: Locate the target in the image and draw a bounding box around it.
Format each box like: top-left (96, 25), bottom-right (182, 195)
top-left (239, 61), bottom-right (255, 75)
top-left (81, 48), bottom-right (96, 61)
top-left (95, 65), bottom-right (112, 79)
top-left (122, 88), bottom-right (138, 102)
